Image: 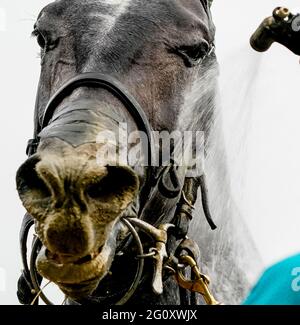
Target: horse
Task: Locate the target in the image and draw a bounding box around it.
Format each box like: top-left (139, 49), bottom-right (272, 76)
top-left (16, 0), bottom-right (260, 305)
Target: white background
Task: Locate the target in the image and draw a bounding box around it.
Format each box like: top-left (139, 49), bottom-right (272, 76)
top-left (0, 0), bottom-right (300, 305)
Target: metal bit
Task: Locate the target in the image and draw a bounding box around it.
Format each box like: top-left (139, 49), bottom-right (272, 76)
top-left (127, 218), bottom-right (174, 295)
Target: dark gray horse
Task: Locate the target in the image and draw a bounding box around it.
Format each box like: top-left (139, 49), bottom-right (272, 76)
top-left (16, 0), bottom-right (260, 305)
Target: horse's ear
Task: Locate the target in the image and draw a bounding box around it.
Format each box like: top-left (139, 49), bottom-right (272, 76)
top-left (201, 0), bottom-right (213, 9)
top-left (199, 0), bottom-right (215, 36)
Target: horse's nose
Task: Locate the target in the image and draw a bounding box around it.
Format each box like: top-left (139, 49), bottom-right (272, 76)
top-left (16, 152), bottom-right (140, 256)
top-left (16, 154), bottom-right (139, 213)
top-left (16, 154), bottom-right (95, 257)
top-left (16, 155), bottom-right (53, 209)
top-left (16, 154), bottom-right (88, 212)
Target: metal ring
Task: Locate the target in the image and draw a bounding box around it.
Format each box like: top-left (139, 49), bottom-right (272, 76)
top-left (29, 237), bottom-right (54, 305)
top-left (177, 263), bottom-right (187, 270)
top-left (181, 191), bottom-right (194, 210)
top-left (136, 251), bottom-right (156, 259)
top-left (28, 218), bottom-right (144, 306)
top-left (163, 266), bottom-right (176, 275)
top-left (116, 218), bottom-right (145, 305)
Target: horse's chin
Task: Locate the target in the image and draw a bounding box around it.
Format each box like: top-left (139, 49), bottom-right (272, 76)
top-left (58, 277), bottom-right (102, 300)
top-left (36, 229), bottom-right (118, 300)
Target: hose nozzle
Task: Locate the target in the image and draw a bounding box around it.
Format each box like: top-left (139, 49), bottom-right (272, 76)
top-left (274, 7), bottom-right (290, 19)
top-left (250, 7), bottom-right (300, 55)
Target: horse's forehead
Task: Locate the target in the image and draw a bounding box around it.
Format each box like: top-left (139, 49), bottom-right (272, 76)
top-left (41, 0), bottom-right (208, 27)
top-left (40, 0), bottom-right (132, 19)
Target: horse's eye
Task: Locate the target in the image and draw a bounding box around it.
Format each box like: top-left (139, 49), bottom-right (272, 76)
top-left (37, 34), bottom-right (46, 49)
top-left (33, 29), bottom-right (46, 49)
top-left (175, 41), bottom-right (214, 67)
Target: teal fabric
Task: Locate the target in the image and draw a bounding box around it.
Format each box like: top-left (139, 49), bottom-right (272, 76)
top-left (243, 254), bottom-right (300, 305)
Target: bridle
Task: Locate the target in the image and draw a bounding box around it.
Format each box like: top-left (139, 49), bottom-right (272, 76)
top-left (27, 73), bottom-right (154, 160)
top-left (18, 74), bottom-right (219, 305)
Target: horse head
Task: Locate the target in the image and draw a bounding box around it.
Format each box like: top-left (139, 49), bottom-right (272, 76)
top-left (15, 0), bottom-right (243, 305)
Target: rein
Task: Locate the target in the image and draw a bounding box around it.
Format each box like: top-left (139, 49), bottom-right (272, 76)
top-left (18, 73), bottom-right (219, 306)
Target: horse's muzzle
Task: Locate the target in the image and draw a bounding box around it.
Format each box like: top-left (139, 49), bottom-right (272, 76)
top-left (16, 138), bottom-right (140, 299)
top-left (36, 223), bottom-right (120, 299)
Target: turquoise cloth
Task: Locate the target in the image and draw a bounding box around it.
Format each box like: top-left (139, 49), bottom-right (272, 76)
top-left (243, 254), bottom-right (300, 305)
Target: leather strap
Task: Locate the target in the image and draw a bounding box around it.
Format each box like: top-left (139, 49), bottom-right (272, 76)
top-left (19, 214), bottom-right (34, 277)
top-left (30, 73), bottom-right (155, 167)
top-left (17, 214), bottom-right (35, 305)
top-left (199, 175), bottom-right (217, 230)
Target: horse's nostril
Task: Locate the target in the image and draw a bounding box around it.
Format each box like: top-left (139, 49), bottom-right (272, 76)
top-left (16, 155), bottom-right (51, 201)
top-left (87, 182), bottom-right (105, 199)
